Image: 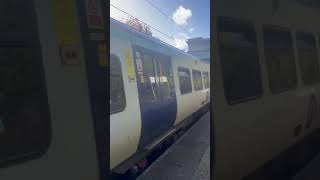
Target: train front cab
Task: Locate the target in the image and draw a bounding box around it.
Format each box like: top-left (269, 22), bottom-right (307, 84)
top-left (213, 0), bottom-right (320, 179)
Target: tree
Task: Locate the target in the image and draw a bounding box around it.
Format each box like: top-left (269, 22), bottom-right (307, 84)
top-left (122, 17), bottom-right (152, 36)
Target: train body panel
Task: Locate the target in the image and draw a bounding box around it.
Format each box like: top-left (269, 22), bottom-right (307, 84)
top-left (110, 21), bottom-right (142, 170)
top-left (0, 0), bottom-right (101, 179)
top-left (213, 0), bottom-right (320, 179)
top-left (172, 54), bottom-right (210, 125)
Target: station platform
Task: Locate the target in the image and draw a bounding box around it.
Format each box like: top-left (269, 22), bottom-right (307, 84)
top-left (136, 112), bottom-right (210, 180)
top-left (292, 153), bottom-right (320, 180)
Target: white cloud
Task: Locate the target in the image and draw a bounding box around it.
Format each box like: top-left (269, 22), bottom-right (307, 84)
top-left (172, 6), bottom-right (192, 26)
top-left (189, 27), bottom-right (194, 33)
top-left (173, 33), bottom-right (189, 51)
top-left (174, 38), bottom-right (188, 51)
top-left (178, 33), bottom-right (189, 39)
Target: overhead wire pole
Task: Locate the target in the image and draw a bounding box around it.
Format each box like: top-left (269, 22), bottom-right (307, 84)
top-left (172, 18), bottom-right (173, 39)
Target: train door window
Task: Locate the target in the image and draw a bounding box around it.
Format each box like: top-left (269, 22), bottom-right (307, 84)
top-left (178, 67), bottom-right (192, 94)
top-left (0, 0), bottom-right (51, 167)
top-left (192, 70), bottom-right (203, 91)
top-left (141, 53), bottom-right (158, 101)
top-left (157, 55), bottom-right (175, 97)
top-left (296, 32), bottom-right (320, 85)
top-left (0, 45), bottom-right (51, 167)
top-left (263, 26), bottom-right (297, 93)
top-left (218, 17), bottom-right (262, 104)
top-left (202, 72), bottom-right (210, 89)
top-left (110, 54), bottom-right (126, 114)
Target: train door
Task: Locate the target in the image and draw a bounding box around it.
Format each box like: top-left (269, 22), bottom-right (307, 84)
top-left (72, 0), bottom-right (109, 178)
top-left (132, 46), bottom-right (177, 149)
top-left (295, 31), bottom-right (320, 131)
top-left (155, 52), bottom-right (177, 133)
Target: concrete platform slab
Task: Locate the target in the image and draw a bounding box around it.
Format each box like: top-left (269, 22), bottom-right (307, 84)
top-left (136, 112), bottom-right (210, 180)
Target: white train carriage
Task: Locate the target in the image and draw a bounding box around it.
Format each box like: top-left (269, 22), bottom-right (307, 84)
top-left (0, 0), bottom-right (209, 179)
top-left (0, 0), bottom-right (109, 180)
top-left (110, 18), bottom-right (210, 174)
top-left (213, 0), bottom-right (320, 179)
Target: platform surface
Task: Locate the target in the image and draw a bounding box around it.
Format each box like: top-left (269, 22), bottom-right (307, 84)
top-left (137, 112), bottom-right (210, 180)
top-left (292, 153), bottom-right (320, 180)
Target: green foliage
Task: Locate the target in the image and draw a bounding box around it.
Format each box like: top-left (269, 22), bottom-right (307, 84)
top-left (122, 17), bottom-right (153, 36)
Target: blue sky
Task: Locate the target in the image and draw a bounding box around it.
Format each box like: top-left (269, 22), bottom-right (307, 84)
top-left (110, 0), bottom-right (210, 51)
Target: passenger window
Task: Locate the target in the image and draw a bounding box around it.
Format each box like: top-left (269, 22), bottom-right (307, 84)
top-left (296, 32), bottom-right (320, 85)
top-left (202, 72), bottom-right (210, 89)
top-left (110, 54), bottom-right (126, 114)
top-left (192, 70), bottom-right (203, 91)
top-left (0, 45), bottom-right (51, 167)
top-left (157, 55), bottom-right (175, 98)
top-left (218, 17), bottom-right (262, 104)
top-left (141, 53), bottom-right (158, 101)
top-left (263, 26), bottom-right (297, 93)
top-left (0, 0), bottom-right (51, 168)
top-left (178, 67), bottom-right (192, 94)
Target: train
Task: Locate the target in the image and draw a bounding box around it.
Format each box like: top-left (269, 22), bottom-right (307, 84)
top-left (212, 0), bottom-right (320, 179)
top-left (0, 0), bottom-right (109, 179)
top-left (0, 0), bottom-right (209, 180)
top-left (4, 0), bottom-right (320, 180)
top-left (110, 18), bottom-right (210, 174)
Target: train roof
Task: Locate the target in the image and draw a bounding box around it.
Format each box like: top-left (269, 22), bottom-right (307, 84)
top-left (110, 18), bottom-right (210, 65)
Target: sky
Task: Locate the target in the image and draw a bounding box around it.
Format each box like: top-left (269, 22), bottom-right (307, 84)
top-left (110, 0), bottom-right (210, 52)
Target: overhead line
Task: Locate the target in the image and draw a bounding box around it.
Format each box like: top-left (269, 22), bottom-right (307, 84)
top-left (110, 4), bottom-right (174, 40)
top-left (144, 0), bottom-right (192, 36)
top-left (145, 0), bottom-right (170, 18)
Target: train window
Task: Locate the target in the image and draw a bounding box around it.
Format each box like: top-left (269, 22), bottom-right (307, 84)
top-left (157, 55), bottom-right (175, 98)
top-left (192, 70), bottom-right (203, 91)
top-left (178, 67), bottom-right (192, 94)
top-left (203, 72), bottom-right (210, 89)
top-left (218, 17), bottom-right (262, 104)
top-left (296, 32), bottom-right (320, 85)
top-left (263, 26), bottom-right (297, 93)
top-left (141, 53), bottom-right (158, 101)
top-left (0, 45), bottom-right (51, 167)
top-left (110, 54), bottom-right (126, 114)
top-left (0, 0), bottom-right (51, 167)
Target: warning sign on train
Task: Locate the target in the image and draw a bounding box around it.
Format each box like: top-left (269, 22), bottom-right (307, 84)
top-left (125, 48), bottom-right (135, 82)
top-left (86, 0), bottom-right (104, 29)
top-left (136, 58), bottom-right (143, 72)
top-left (140, 75), bottom-right (145, 83)
top-left (0, 118), bottom-right (5, 134)
top-left (98, 43), bottom-right (107, 68)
